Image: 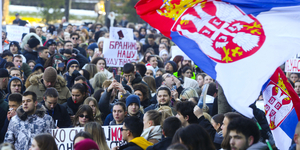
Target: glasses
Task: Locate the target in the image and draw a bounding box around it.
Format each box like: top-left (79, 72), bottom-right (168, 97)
top-left (185, 72), bottom-right (192, 74)
top-left (120, 127), bottom-right (129, 132)
top-left (79, 114), bottom-right (89, 119)
top-left (70, 65), bottom-right (79, 68)
top-left (72, 37), bottom-right (79, 40)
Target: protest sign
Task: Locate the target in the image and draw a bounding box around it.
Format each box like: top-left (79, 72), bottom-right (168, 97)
top-left (110, 27), bottom-right (134, 40)
top-left (103, 38), bottom-right (137, 67)
top-left (6, 25), bottom-right (29, 42)
top-left (171, 46), bottom-right (191, 60)
top-left (285, 58), bottom-right (300, 73)
top-left (51, 125), bottom-right (124, 150)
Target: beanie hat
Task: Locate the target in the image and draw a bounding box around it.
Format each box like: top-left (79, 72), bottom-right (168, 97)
top-left (66, 59), bottom-right (80, 71)
top-left (27, 38), bottom-right (40, 48)
top-left (9, 41), bottom-right (20, 51)
top-left (0, 68), bottom-right (9, 78)
top-left (146, 65), bottom-right (156, 77)
top-left (166, 61), bottom-right (177, 72)
top-left (159, 49), bottom-right (168, 57)
top-left (74, 139), bottom-right (99, 150)
top-left (97, 37), bottom-right (105, 45)
top-left (87, 43), bottom-right (98, 51)
top-left (126, 95), bottom-right (140, 108)
top-left (43, 67), bottom-right (57, 82)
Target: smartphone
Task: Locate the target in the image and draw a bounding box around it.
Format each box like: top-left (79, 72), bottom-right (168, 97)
top-left (53, 31), bottom-right (57, 36)
top-left (172, 85), bottom-right (177, 91)
top-left (58, 63), bottom-right (64, 68)
top-left (117, 30), bottom-right (124, 39)
top-left (95, 48), bottom-right (99, 53)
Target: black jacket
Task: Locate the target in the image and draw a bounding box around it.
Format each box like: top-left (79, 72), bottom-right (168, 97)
top-left (40, 101), bottom-right (71, 128)
top-left (146, 137), bottom-right (172, 150)
top-left (62, 97), bottom-right (84, 116)
top-left (198, 116), bottom-right (216, 142)
top-left (119, 142), bottom-right (143, 150)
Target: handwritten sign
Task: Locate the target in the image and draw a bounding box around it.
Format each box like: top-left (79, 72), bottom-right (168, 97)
top-left (285, 59), bottom-right (300, 73)
top-left (110, 27), bottom-right (134, 40)
top-left (103, 39), bottom-right (137, 67)
top-left (6, 25), bottom-right (30, 42)
top-left (171, 46), bottom-right (191, 60)
top-left (51, 125), bottom-right (124, 150)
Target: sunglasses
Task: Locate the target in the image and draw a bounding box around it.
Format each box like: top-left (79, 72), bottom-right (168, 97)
top-left (70, 65), bottom-right (79, 68)
top-left (79, 114), bottom-right (89, 119)
top-left (72, 37), bottom-right (79, 40)
top-left (120, 127), bottom-right (129, 132)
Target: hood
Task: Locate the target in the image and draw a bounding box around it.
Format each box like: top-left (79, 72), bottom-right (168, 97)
top-left (247, 142), bottom-right (268, 150)
top-left (23, 44), bottom-right (39, 53)
top-left (72, 48), bottom-right (80, 55)
top-left (130, 137), bottom-right (153, 150)
top-left (17, 103), bottom-right (47, 121)
top-left (21, 33), bottom-right (43, 49)
top-left (32, 63), bottom-right (44, 72)
top-left (29, 73), bottom-right (67, 88)
top-left (7, 77), bottom-right (24, 94)
top-left (122, 72), bottom-right (143, 85)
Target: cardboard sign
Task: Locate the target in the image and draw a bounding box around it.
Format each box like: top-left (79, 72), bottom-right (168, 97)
top-left (6, 25), bottom-right (30, 42)
top-left (51, 125), bottom-right (124, 150)
top-left (171, 46), bottom-right (191, 60)
top-left (285, 59), bottom-right (300, 73)
top-left (110, 27), bottom-right (134, 40)
top-left (103, 39), bottom-right (137, 67)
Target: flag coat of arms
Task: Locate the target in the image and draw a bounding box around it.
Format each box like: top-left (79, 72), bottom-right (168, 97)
top-left (136, 0), bottom-right (300, 118)
top-left (262, 67), bottom-right (300, 149)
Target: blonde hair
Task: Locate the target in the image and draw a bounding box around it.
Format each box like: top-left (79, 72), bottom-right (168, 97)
top-left (180, 87), bottom-right (199, 100)
top-left (84, 97), bottom-right (102, 125)
top-left (84, 122), bottom-right (109, 150)
top-left (92, 72), bottom-right (107, 91)
top-left (203, 112), bottom-right (212, 121)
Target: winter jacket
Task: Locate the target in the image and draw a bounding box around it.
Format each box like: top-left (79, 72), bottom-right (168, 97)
top-left (198, 116), bottom-right (216, 143)
top-left (141, 125), bottom-right (162, 142)
top-left (20, 63), bottom-right (32, 78)
top-left (98, 88), bottom-right (130, 120)
top-left (62, 97), bottom-right (85, 116)
top-left (4, 104), bottom-right (55, 150)
top-left (122, 72), bottom-right (148, 88)
top-left (146, 137), bottom-right (173, 150)
top-left (4, 77), bottom-right (25, 102)
top-left (35, 57), bottom-right (46, 66)
top-left (22, 48), bottom-right (38, 62)
top-left (40, 101), bottom-right (71, 128)
top-left (64, 70), bottom-right (82, 89)
top-left (74, 45), bottom-right (87, 57)
top-left (0, 107), bottom-right (7, 143)
top-left (26, 74), bottom-right (71, 104)
top-left (247, 142), bottom-right (268, 150)
top-left (71, 48), bottom-right (89, 69)
top-left (119, 137), bottom-right (154, 150)
top-left (0, 90), bottom-right (8, 113)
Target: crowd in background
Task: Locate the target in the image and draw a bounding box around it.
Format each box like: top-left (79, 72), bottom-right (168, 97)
top-left (0, 15), bottom-right (299, 150)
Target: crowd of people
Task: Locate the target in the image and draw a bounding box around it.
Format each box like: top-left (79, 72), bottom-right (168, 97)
top-left (0, 17), bottom-right (299, 150)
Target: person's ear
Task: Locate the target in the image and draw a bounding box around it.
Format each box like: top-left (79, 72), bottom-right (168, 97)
top-left (162, 129), bottom-right (166, 136)
top-left (247, 136), bottom-right (254, 146)
top-left (185, 115), bottom-right (189, 121)
top-left (35, 101), bottom-right (38, 107)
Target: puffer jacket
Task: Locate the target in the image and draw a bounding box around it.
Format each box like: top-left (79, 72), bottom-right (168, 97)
top-left (4, 104), bottom-right (55, 150)
top-left (26, 74), bottom-right (71, 104)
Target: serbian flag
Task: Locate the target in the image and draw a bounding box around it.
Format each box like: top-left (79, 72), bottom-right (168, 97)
top-left (136, 0), bottom-right (300, 118)
top-left (262, 67), bottom-right (300, 149)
